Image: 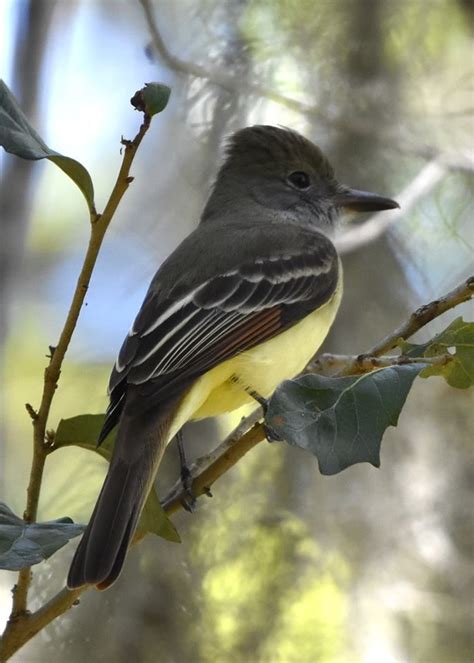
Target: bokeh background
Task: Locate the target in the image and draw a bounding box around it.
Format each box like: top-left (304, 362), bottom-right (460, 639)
top-left (1, 0), bottom-right (473, 661)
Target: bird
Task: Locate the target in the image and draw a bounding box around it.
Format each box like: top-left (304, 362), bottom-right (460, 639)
top-left (67, 125), bottom-right (398, 589)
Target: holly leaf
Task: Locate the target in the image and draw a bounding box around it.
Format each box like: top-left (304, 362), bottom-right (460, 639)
top-left (398, 318), bottom-right (474, 389)
top-left (54, 413), bottom-right (112, 459)
top-left (0, 79), bottom-right (95, 214)
top-left (55, 414), bottom-right (180, 543)
top-left (0, 502), bottom-right (84, 571)
top-left (266, 365), bottom-right (424, 475)
top-left (396, 338), bottom-right (432, 358)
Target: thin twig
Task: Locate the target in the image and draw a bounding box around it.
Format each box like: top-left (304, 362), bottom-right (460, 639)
top-left (0, 587), bottom-right (85, 662)
top-left (310, 276), bottom-right (474, 377)
top-left (3, 111), bottom-right (153, 644)
top-left (310, 352), bottom-right (454, 377)
top-left (365, 276), bottom-right (474, 356)
top-left (24, 404), bottom-right (38, 421)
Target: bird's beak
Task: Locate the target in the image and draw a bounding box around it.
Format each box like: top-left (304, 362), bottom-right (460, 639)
top-left (332, 188), bottom-right (399, 213)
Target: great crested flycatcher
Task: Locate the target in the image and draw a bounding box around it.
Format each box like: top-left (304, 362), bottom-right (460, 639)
top-left (67, 125), bottom-right (398, 589)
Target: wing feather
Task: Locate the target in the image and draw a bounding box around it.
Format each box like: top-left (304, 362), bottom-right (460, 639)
top-left (99, 239), bottom-right (338, 443)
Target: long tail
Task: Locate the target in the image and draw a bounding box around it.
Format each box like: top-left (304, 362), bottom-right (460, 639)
top-left (67, 395), bottom-right (179, 590)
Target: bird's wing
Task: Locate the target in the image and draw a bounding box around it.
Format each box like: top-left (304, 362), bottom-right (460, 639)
top-left (99, 235), bottom-right (339, 442)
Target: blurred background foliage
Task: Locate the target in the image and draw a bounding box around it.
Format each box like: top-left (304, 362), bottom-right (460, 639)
top-left (0, 0), bottom-right (473, 661)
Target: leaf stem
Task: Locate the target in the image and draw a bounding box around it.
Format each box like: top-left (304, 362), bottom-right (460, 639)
top-left (366, 276), bottom-right (474, 356)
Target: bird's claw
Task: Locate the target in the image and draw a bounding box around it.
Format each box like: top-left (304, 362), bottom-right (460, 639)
top-left (263, 422), bottom-right (283, 443)
top-left (180, 465), bottom-right (197, 512)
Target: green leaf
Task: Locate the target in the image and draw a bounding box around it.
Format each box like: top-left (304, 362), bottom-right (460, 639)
top-left (55, 413), bottom-right (113, 460)
top-left (266, 365), bottom-right (424, 475)
top-left (138, 488), bottom-right (181, 543)
top-left (0, 79), bottom-right (95, 214)
top-left (396, 338), bottom-right (432, 358)
top-left (55, 414), bottom-right (180, 543)
top-left (399, 318), bottom-right (474, 389)
top-left (0, 502), bottom-right (84, 571)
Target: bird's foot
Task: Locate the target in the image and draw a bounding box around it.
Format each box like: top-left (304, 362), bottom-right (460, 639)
top-left (263, 422), bottom-right (283, 443)
top-left (177, 430), bottom-right (197, 512)
top-left (180, 465), bottom-right (197, 513)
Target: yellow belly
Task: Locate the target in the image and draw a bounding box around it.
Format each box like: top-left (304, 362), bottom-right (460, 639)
top-left (167, 272), bottom-right (343, 441)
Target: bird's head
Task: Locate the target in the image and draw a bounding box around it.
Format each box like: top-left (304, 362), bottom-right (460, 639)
top-left (201, 125), bottom-right (399, 231)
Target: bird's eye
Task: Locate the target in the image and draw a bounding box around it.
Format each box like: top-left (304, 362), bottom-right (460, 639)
top-left (287, 171), bottom-right (311, 190)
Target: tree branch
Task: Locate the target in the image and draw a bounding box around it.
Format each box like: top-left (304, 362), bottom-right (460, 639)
top-left (310, 352), bottom-right (455, 377)
top-left (310, 276), bottom-right (474, 376)
top-left (0, 586), bottom-right (85, 661)
top-left (364, 276), bottom-right (474, 356)
top-left (2, 109), bottom-right (153, 654)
